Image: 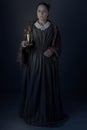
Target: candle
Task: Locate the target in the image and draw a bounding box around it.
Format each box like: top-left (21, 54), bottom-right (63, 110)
top-left (27, 33), bottom-right (30, 42)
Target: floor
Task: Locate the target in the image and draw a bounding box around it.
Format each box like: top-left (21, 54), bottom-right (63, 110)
top-left (0, 90), bottom-right (87, 130)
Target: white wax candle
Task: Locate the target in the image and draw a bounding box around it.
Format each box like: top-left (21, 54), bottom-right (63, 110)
top-left (27, 34), bottom-right (30, 42)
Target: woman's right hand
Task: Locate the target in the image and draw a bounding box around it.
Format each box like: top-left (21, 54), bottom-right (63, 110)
top-left (21, 40), bottom-right (29, 48)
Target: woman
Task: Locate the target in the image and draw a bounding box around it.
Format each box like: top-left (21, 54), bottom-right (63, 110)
top-left (17, 2), bottom-right (66, 127)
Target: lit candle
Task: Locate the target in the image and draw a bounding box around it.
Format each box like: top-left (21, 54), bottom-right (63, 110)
top-left (27, 33), bottom-right (30, 42)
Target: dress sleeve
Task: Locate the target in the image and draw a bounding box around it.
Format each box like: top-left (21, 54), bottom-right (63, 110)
top-left (16, 26), bottom-right (30, 66)
top-left (51, 25), bottom-right (62, 62)
top-left (16, 42), bottom-right (29, 66)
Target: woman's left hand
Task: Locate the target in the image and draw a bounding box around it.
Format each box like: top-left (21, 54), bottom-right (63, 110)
top-left (43, 47), bottom-right (54, 58)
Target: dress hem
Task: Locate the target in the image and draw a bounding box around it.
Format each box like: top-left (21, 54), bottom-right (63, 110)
top-left (19, 113), bottom-right (68, 127)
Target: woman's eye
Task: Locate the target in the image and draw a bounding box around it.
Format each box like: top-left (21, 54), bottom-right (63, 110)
top-left (38, 10), bottom-right (46, 13)
top-left (38, 10), bottom-right (41, 12)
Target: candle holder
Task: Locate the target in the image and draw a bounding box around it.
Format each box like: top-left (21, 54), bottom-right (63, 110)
top-left (26, 30), bottom-right (33, 47)
top-left (24, 29), bottom-right (32, 45)
top-left (23, 28), bottom-right (34, 54)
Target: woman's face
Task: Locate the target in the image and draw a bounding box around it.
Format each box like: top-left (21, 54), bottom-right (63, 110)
top-left (37, 5), bottom-right (49, 21)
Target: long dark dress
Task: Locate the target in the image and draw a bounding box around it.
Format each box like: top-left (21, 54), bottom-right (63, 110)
top-left (19, 22), bottom-right (65, 127)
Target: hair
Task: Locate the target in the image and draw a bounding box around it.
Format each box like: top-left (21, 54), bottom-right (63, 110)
top-left (36, 2), bottom-right (50, 12)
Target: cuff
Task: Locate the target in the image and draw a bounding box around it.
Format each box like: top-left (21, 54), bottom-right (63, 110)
top-left (49, 47), bottom-right (59, 58)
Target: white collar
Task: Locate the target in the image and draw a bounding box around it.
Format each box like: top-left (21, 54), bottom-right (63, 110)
top-left (34, 20), bottom-right (51, 30)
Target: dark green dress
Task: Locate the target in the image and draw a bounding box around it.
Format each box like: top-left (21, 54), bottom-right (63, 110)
top-left (19, 22), bottom-right (65, 127)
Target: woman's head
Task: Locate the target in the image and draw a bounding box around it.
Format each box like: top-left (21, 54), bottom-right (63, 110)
top-left (36, 2), bottom-right (50, 22)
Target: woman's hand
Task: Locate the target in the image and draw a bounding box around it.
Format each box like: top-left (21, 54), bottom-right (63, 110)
top-left (43, 47), bottom-right (54, 58)
top-left (21, 40), bottom-right (29, 48)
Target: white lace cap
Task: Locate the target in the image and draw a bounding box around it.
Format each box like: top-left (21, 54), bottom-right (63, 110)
top-left (34, 20), bottom-right (51, 30)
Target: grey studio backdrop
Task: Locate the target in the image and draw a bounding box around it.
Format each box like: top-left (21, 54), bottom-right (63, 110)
top-left (1, 0), bottom-right (87, 103)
